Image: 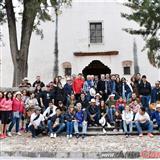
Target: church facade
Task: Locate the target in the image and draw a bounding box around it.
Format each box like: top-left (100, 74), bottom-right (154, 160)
top-left (1, 0), bottom-right (159, 87)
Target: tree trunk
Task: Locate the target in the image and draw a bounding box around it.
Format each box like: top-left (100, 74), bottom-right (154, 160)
top-left (5, 0), bottom-right (19, 86)
top-left (53, 9), bottom-right (59, 78)
top-left (5, 0), bottom-right (40, 87)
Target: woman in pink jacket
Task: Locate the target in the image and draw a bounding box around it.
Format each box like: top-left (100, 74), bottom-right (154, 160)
top-left (8, 91), bottom-right (24, 137)
top-left (0, 91), bottom-right (13, 138)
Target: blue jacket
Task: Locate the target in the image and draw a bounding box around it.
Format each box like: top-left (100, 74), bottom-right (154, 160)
top-left (64, 83), bottom-right (73, 96)
top-left (151, 111), bottom-right (160, 126)
top-left (75, 110), bottom-right (87, 124)
top-left (151, 87), bottom-right (160, 103)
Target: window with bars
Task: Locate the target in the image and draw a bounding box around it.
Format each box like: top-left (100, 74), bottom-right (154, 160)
top-left (90, 22), bottom-right (103, 43)
top-left (65, 68), bottom-right (71, 76)
top-left (123, 66), bottom-right (131, 75)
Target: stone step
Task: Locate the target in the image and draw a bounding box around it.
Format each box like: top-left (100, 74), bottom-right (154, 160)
top-left (87, 124), bottom-right (158, 132)
top-left (86, 131), bottom-right (160, 136)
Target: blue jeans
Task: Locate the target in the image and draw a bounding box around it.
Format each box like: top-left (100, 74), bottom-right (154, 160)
top-left (66, 121), bottom-right (74, 135)
top-left (8, 115), bottom-right (20, 133)
top-left (88, 113), bottom-right (100, 125)
top-left (135, 120), bottom-right (153, 134)
top-left (48, 120), bottom-right (65, 134)
top-left (141, 96), bottom-right (151, 115)
top-left (118, 105), bottom-right (125, 113)
top-left (74, 121), bottom-right (87, 134)
top-left (123, 121), bottom-right (133, 134)
top-left (107, 108), bottom-right (116, 123)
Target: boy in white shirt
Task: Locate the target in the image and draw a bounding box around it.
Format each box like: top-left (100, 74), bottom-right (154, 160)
top-left (135, 107), bottom-right (153, 137)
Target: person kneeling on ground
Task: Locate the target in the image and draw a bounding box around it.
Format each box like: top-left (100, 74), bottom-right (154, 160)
top-left (48, 108), bottom-right (65, 138)
top-left (151, 103), bottom-right (160, 132)
top-left (135, 107), bottom-right (154, 137)
top-left (28, 106), bottom-right (45, 138)
top-left (122, 105), bottom-right (133, 138)
top-left (74, 103), bottom-right (87, 139)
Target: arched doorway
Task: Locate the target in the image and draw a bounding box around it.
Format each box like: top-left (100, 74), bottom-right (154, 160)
top-left (82, 60), bottom-right (111, 78)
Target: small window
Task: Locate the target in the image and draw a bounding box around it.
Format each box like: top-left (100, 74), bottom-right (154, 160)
top-left (90, 22), bottom-right (102, 43)
top-left (65, 68), bottom-right (71, 76)
top-left (123, 67), bottom-right (131, 75)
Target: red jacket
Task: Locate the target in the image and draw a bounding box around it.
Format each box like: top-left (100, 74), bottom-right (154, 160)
top-left (115, 99), bottom-right (126, 110)
top-left (73, 78), bottom-right (84, 94)
top-left (12, 98), bottom-right (25, 113)
top-left (0, 98), bottom-right (13, 111)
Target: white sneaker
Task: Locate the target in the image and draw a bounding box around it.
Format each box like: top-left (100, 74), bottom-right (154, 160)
top-left (53, 133), bottom-right (57, 138)
top-left (107, 123), bottom-right (112, 128)
top-left (17, 132), bottom-right (22, 136)
top-left (103, 128), bottom-right (107, 134)
top-left (119, 129), bottom-right (123, 133)
top-left (69, 134), bottom-right (72, 138)
top-left (67, 135), bottom-right (70, 139)
top-left (8, 132), bottom-right (12, 137)
top-left (50, 133), bottom-right (54, 138)
top-left (113, 129), bottom-right (118, 132)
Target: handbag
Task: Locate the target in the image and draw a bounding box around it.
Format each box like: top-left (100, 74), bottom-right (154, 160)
top-left (13, 111), bottom-right (20, 118)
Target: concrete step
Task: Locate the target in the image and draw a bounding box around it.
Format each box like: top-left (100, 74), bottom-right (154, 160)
top-left (86, 131), bottom-right (160, 136)
top-left (87, 124), bottom-right (158, 132)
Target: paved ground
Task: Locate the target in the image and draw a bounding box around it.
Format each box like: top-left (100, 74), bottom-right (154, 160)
top-left (0, 132), bottom-right (160, 158)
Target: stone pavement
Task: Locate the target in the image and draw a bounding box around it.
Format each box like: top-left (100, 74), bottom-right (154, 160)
top-left (0, 132), bottom-right (160, 159)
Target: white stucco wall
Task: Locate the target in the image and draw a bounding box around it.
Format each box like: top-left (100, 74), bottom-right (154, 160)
top-left (0, 0), bottom-right (159, 87)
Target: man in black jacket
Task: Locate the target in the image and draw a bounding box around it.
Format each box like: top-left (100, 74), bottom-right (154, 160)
top-left (138, 75), bottom-right (151, 114)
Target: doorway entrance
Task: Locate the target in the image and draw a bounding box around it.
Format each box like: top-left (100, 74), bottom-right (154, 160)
top-left (82, 60), bottom-right (111, 78)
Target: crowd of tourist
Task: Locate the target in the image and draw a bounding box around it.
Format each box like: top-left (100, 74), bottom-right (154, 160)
top-left (0, 73), bottom-right (160, 139)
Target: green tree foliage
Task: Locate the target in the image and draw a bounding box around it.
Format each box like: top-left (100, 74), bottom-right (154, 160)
top-left (121, 0), bottom-right (160, 68)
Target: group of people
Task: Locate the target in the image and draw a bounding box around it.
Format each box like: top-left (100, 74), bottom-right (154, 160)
top-left (0, 73), bottom-right (160, 139)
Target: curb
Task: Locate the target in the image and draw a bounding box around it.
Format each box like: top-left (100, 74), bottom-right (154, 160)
top-left (0, 151), bottom-right (141, 159)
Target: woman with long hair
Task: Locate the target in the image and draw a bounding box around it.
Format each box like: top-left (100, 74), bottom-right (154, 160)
top-left (0, 91), bottom-right (13, 138)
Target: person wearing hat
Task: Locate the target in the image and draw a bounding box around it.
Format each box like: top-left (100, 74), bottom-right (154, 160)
top-left (138, 75), bottom-right (152, 115)
top-left (151, 81), bottom-right (160, 103)
top-left (19, 77), bottom-right (31, 88)
top-left (28, 106), bottom-right (45, 138)
top-left (95, 93), bottom-right (102, 106)
top-left (8, 91), bottom-right (25, 137)
top-left (151, 103), bottom-right (160, 132)
top-left (106, 94), bottom-right (116, 125)
top-left (87, 98), bottom-right (100, 126)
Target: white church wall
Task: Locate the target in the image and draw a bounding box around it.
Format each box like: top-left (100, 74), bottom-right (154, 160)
top-left (1, 0), bottom-right (159, 87)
